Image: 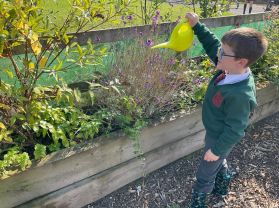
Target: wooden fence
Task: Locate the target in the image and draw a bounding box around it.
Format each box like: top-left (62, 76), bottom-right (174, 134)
top-left (12, 12), bottom-right (269, 55)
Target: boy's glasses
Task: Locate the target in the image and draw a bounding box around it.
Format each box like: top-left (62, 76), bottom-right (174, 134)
top-left (217, 47), bottom-right (239, 60)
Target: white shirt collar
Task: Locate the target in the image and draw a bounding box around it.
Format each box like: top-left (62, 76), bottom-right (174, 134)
top-left (218, 68), bottom-right (251, 85)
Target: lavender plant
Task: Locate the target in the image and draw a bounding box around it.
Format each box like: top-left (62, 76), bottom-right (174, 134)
top-left (92, 36), bottom-right (213, 122)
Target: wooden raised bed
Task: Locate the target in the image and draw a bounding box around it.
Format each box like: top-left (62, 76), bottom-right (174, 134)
top-left (0, 12), bottom-right (275, 208)
top-left (0, 84), bottom-right (278, 208)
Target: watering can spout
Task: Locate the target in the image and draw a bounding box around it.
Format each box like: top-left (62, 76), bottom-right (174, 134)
top-left (151, 21), bottom-right (194, 52)
top-left (151, 42), bottom-right (171, 49)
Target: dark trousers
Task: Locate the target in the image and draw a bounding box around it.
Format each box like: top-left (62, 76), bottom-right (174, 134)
top-left (193, 134), bottom-right (230, 193)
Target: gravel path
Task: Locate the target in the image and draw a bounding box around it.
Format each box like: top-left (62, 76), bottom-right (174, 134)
top-left (230, 3), bottom-right (267, 15)
top-left (86, 112), bottom-right (279, 208)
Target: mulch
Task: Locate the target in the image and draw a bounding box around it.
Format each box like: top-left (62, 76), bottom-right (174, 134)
top-left (87, 112), bottom-right (279, 208)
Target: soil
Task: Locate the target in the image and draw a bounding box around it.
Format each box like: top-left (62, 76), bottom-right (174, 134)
top-left (86, 112), bottom-right (279, 208)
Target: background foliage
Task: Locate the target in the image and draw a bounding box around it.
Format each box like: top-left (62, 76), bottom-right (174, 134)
top-left (252, 10), bottom-right (279, 86)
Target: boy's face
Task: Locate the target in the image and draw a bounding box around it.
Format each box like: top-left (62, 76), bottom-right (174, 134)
top-left (216, 43), bottom-right (248, 74)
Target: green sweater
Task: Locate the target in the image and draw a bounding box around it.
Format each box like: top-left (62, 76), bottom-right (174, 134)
top-left (193, 22), bottom-right (257, 156)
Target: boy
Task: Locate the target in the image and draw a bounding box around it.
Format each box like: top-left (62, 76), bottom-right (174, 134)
top-left (185, 12), bottom-right (268, 207)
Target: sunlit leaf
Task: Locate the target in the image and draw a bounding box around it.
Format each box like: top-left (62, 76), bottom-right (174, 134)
top-left (0, 122), bottom-right (6, 129)
top-left (0, 103), bottom-right (10, 110)
top-left (39, 56), bottom-right (48, 68)
top-left (29, 62), bottom-right (35, 71)
top-left (34, 144), bottom-right (46, 160)
top-left (77, 44), bottom-right (83, 55)
top-left (31, 40), bottom-right (42, 55)
top-left (63, 33), bottom-right (69, 44)
top-left (111, 85), bottom-right (121, 95)
top-left (73, 89), bottom-right (81, 103)
top-left (54, 60), bottom-right (63, 71)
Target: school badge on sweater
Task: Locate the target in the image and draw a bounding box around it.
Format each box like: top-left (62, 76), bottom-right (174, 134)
top-left (212, 92), bottom-right (224, 107)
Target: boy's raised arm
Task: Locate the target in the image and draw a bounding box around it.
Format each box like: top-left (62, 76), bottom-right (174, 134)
top-left (186, 13), bottom-right (221, 66)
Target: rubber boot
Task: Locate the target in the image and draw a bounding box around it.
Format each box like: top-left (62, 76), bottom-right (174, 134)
top-left (212, 169), bottom-right (236, 196)
top-left (249, 7), bottom-right (252, 14)
top-left (243, 3), bottom-right (247, 14)
top-left (188, 189), bottom-right (209, 208)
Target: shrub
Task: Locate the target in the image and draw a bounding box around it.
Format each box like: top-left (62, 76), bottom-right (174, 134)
top-left (90, 38), bottom-right (213, 122)
top-left (252, 11), bottom-right (279, 86)
top-left (0, 0), bottom-right (131, 179)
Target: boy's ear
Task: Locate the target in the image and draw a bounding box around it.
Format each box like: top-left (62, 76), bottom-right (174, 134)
top-left (237, 58), bottom-right (249, 67)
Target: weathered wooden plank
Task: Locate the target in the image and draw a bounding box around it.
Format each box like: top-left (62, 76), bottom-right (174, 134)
top-left (250, 98), bottom-right (279, 124)
top-left (201, 12), bottom-right (267, 28)
top-left (18, 130), bottom-right (206, 208)
top-left (256, 84), bottom-right (279, 106)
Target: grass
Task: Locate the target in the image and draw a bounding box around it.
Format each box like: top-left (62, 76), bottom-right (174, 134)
top-left (39, 0), bottom-right (200, 30)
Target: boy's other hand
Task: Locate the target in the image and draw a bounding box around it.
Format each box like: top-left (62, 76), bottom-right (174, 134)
top-left (185, 12), bottom-right (199, 27)
top-left (204, 149), bottom-right (220, 162)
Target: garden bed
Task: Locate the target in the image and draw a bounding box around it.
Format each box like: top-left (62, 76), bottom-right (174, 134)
top-left (0, 84), bottom-right (278, 208)
top-left (0, 6), bottom-right (278, 208)
top-left (89, 111), bottom-right (279, 208)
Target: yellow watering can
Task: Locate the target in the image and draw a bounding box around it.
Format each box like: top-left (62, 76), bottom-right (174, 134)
top-left (151, 21), bottom-right (194, 52)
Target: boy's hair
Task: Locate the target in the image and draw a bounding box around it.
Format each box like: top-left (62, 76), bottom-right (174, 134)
top-left (221, 27), bottom-right (268, 67)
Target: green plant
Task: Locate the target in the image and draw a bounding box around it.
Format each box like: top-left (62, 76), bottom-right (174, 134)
top-left (0, 0), bottom-right (131, 178)
top-left (90, 37), bottom-right (213, 123)
top-left (103, 41), bottom-right (184, 118)
top-left (185, 0), bottom-right (231, 18)
top-left (90, 92), bottom-right (147, 155)
top-left (34, 144), bottom-right (46, 160)
top-left (169, 203), bottom-right (180, 208)
top-left (119, 1), bottom-right (198, 27)
top-left (0, 147), bottom-right (31, 179)
top-left (140, 0), bottom-right (166, 24)
top-left (252, 12), bottom-right (279, 86)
